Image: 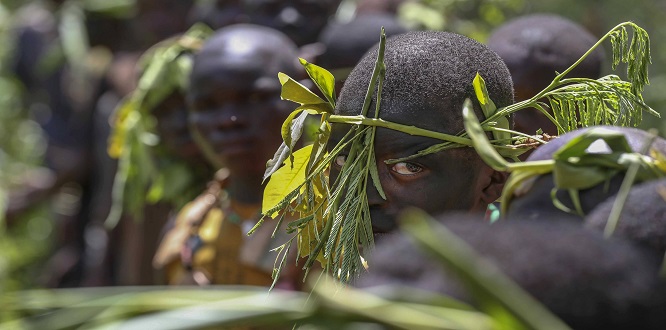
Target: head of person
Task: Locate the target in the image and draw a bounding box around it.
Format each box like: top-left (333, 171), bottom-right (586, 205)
top-left (358, 216), bottom-right (666, 330)
top-left (330, 31), bottom-right (514, 233)
top-left (585, 178), bottom-right (666, 259)
top-left (506, 126), bottom-right (666, 220)
top-left (241, 0), bottom-right (342, 46)
top-left (318, 13), bottom-right (408, 93)
top-left (187, 0), bottom-right (246, 30)
top-left (135, 0), bottom-right (195, 48)
top-left (355, 0), bottom-right (406, 15)
top-left (187, 24), bottom-right (301, 179)
top-left (152, 90), bottom-right (203, 162)
top-left (487, 14), bottom-right (604, 135)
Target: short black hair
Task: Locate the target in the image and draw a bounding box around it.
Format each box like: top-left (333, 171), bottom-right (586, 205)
top-left (488, 14), bottom-right (604, 90)
top-left (585, 178), bottom-right (666, 259)
top-left (508, 126), bottom-right (666, 219)
top-left (358, 216), bottom-right (666, 329)
top-left (336, 30), bottom-right (514, 134)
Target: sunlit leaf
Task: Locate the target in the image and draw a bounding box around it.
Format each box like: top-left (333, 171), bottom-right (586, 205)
top-left (299, 57), bottom-right (336, 106)
top-left (473, 72), bottom-right (496, 119)
top-left (277, 72), bottom-right (330, 108)
top-left (262, 145), bottom-right (313, 218)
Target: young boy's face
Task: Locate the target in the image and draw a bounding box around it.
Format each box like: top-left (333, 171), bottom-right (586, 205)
top-left (328, 105), bottom-right (496, 233)
top-left (187, 51), bottom-right (289, 175)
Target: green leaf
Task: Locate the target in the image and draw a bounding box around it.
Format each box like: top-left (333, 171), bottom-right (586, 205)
top-left (462, 99), bottom-right (509, 172)
top-left (262, 145), bottom-right (313, 218)
top-left (473, 73), bottom-right (496, 119)
top-left (278, 72), bottom-right (330, 107)
top-left (368, 150), bottom-right (386, 200)
top-left (306, 116), bottom-right (331, 175)
top-left (473, 73), bottom-right (510, 142)
top-left (299, 58), bottom-right (337, 107)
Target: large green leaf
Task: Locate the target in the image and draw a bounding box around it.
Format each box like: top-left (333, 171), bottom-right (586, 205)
top-left (262, 145), bottom-right (313, 218)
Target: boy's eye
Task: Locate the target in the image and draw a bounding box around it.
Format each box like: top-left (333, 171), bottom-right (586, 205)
top-left (391, 162), bottom-right (423, 175)
top-left (334, 154), bottom-right (347, 167)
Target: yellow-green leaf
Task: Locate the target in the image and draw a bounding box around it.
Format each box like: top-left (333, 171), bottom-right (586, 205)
top-left (472, 72), bottom-right (496, 119)
top-left (262, 145), bottom-right (313, 218)
top-left (299, 58), bottom-right (336, 106)
top-left (278, 72), bottom-right (327, 105)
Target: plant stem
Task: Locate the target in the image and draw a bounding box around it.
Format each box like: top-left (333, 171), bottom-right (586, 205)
top-left (328, 115), bottom-right (474, 146)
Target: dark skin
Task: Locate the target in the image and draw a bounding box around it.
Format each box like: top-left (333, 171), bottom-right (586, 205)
top-left (153, 91), bottom-right (205, 162)
top-left (187, 32), bottom-right (294, 204)
top-left (329, 105), bottom-right (506, 233)
top-left (242, 0), bottom-right (341, 46)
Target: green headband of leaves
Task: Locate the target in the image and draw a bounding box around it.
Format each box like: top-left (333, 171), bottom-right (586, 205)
top-left (105, 23), bottom-right (212, 228)
top-left (254, 22), bottom-right (658, 285)
top-left (464, 106), bottom-right (666, 216)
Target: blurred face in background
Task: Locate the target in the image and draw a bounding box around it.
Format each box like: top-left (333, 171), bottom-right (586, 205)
top-left (187, 28), bottom-right (295, 177)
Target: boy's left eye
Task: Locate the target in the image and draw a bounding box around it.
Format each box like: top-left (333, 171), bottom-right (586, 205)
top-left (391, 162), bottom-right (423, 175)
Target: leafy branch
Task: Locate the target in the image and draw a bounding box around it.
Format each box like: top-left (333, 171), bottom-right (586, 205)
top-left (258, 22), bottom-right (658, 284)
top-left (105, 24), bottom-right (212, 228)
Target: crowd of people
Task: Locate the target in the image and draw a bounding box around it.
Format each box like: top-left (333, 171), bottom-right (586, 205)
top-left (3, 0), bottom-right (666, 328)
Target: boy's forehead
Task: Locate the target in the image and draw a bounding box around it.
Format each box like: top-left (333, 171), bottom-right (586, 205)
top-left (337, 100), bottom-right (464, 135)
top-left (330, 124), bottom-right (453, 158)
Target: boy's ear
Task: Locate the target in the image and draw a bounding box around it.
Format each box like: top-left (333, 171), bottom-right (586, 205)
top-left (479, 167), bottom-right (509, 206)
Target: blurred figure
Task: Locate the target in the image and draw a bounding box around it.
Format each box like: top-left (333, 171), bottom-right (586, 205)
top-left (81, 1), bottom-right (200, 286)
top-left (188, 0), bottom-right (246, 29)
top-left (355, 0), bottom-right (406, 15)
top-left (359, 216), bottom-right (666, 330)
top-left (91, 27), bottom-right (214, 286)
top-left (154, 24), bottom-right (304, 288)
top-left (505, 126), bottom-right (666, 221)
top-left (242, 0), bottom-right (342, 46)
top-left (8, 1), bottom-right (100, 287)
top-left (317, 13), bottom-right (408, 93)
top-left (487, 14), bottom-right (604, 136)
top-left (585, 178), bottom-right (666, 261)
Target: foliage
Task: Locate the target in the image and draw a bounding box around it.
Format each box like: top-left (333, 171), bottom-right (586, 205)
top-left (1, 211), bottom-right (571, 329)
top-left (397, 0), bottom-right (526, 41)
top-left (0, 0), bottom-right (51, 301)
top-left (257, 22), bottom-right (657, 285)
top-left (464, 108), bottom-right (666, 217)
top-left (105, 24), bottom-right (212, 228)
